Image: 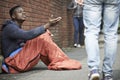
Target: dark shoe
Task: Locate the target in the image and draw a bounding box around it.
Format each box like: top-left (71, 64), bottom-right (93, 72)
top-left (88, 69), bottom-right (100, 80)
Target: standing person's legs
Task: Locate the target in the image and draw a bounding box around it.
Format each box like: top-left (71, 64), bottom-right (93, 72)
top-left (73, 17), bottom-right (79, 47)
top-left (84, 4), bottom-right (102, 71)
top-left (83, 1), bottom-right (102, 80)
top-left (78, 17), bottom-right (84, 46)
top-left (102, 3), bottom-right (119, 79)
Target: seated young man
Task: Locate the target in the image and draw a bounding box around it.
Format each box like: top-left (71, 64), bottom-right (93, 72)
top-left (1, 5), bottom-right (82, 73)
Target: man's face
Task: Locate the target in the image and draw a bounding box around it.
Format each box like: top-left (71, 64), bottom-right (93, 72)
top-left (12, 7), bottom-right (26, 21)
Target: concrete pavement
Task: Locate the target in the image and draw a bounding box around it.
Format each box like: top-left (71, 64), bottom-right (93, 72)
top-left (0, 35), bottom-right (120, 80)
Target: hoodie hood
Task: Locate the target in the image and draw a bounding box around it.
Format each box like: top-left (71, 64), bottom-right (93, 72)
top-left (1, 20), bottom-right (14, 30)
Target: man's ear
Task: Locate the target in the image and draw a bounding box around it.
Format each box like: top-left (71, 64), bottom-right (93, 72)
top-left (11, 13), bottom-right (16, 19)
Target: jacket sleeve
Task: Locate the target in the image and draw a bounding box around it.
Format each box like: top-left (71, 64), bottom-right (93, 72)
top-left (5, 24), bottom-right (46, 40)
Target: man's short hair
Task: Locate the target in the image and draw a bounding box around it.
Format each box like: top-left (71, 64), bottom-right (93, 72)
top-left (9, 5), bottom-right (21, 18)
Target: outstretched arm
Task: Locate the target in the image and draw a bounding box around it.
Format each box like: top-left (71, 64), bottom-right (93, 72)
top-left (5, 16), bottom-right (62, 40)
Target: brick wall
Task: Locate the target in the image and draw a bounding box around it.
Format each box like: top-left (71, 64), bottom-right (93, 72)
top-left (0, 0), bottom-right (74, 54)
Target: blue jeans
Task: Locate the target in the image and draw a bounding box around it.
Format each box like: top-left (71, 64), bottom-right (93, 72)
top-left (83, 0), bottom-right (120, 75)
top-left (73, 17), bottom-right (84, 45)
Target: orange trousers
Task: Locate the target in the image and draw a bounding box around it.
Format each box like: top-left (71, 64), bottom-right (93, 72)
top-left (5, 30), bottom-right (82, 73)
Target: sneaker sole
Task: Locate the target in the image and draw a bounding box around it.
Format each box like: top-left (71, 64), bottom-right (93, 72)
top-left (90, 73), bottom-right (100, 80)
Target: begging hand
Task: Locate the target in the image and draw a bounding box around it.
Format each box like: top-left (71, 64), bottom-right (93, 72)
top-left (49, 15), bottom-right (62, 24)
top-left (44, 15), bottom-right (62, 29)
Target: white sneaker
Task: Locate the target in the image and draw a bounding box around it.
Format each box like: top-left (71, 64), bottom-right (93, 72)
top-left (74, 44), bottom-right (77, 47)
top-left (88, 69), bottom-right (100, 80)
top-left (77, 44), bottom-right (81, 48)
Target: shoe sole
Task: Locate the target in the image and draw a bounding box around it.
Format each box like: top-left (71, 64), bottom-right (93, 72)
top-left (90, 73), bottom-right (100, 80)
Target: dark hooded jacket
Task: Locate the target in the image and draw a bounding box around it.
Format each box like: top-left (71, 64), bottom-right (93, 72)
top-left (67, 0), bottom-right (83, 17)
top-left (1, 20), bottom-right (46, 58)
